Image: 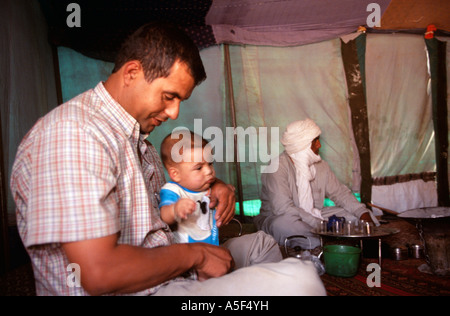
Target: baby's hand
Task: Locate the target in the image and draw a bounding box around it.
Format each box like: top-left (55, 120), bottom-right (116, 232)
top-left (174, 198), bottom-right (196, 220)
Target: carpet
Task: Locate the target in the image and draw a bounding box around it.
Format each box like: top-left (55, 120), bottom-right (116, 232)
top-left (0, 263), bottom-right (36, 296)
top-left (321, 257), bottom-right (450, 296)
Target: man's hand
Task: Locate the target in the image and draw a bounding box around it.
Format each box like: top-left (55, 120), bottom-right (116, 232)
top-left (209, 179), bottom-right (236, 227)
top-left (360, 212), bottom-right (374, 223)
top-left (62, 234), bottom-right (234, 295)
top-left (191, 243), bottom-right (235, 281)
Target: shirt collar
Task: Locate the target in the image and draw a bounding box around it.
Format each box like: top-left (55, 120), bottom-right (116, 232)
top-left (94, 82), bottom-right (146, 142)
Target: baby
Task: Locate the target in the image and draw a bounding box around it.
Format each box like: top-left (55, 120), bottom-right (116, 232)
top-left (159, 130), bottom-right (219, 245)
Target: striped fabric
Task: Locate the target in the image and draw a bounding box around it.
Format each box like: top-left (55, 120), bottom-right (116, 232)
top-left (10, 82), bottom-right (177, 295)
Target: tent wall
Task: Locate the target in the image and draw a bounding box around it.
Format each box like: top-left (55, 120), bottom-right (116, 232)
top-left (54, 32), bottom-right (446, 215)
top-left (1, 0), bottom-right (58, 271)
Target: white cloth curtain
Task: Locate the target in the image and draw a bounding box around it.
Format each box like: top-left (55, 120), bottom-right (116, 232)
top-left (1, 0), bottom-right (58, 223)
top-left (229, 40), bottom-right (356, 200)
top-left (366, 33), bottom-right (436, 177)
top-left (365, 33), bottom-right (438, 213)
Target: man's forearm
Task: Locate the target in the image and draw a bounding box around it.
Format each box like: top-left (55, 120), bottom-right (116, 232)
top-left (62, 235), bottom-right (233, 295)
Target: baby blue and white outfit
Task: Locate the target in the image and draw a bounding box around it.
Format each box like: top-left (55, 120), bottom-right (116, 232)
top-left (159, 182), bottom-right (219, 245)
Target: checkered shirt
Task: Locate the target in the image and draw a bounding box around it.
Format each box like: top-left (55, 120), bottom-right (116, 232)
top-left (10, 82), bottom-right (177, 295)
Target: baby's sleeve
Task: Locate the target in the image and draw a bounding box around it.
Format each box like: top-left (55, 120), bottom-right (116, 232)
top-left (159, 188), bottom-right (180, 208)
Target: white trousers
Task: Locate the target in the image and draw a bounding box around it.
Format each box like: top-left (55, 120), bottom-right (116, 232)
top-left (153, 231), bottom-right (326, 296)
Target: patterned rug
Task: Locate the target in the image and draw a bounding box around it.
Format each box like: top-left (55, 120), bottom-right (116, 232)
top-left (321, 257), bottom-right (450, 296)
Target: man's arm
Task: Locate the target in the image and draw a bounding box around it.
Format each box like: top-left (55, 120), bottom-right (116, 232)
top-left (62, 233), bottom-right (234, 295)
top-left (320, 161), bottom-right (375, 223)
top-left (261, 159), bottom-right (320, 228)
top-left (209, 179), bottom-right (236, 227)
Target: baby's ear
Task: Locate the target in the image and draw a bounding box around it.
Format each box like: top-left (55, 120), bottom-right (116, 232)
top-left (167, 166), bottom-right (181, 182)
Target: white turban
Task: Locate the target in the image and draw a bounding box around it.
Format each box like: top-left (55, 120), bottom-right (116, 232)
top-left (281, 119), bottom-right (321, 155)
top-left (281, 119), bottom-right (324, 222)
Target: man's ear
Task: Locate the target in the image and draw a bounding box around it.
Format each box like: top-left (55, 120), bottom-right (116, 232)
top-left (122, 60), bottom-right (142, 85)
top-left (167, 166), bottom-right (181, 183)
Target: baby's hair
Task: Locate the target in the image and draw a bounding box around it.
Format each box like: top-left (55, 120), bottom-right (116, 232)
top-left (161, 130), bottom-right (209, 169)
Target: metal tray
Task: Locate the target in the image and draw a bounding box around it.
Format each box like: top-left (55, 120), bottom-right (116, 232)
top-left (397, 207), bottom-right (450, 220)
top-left (311, 226), bottom-right (400, 239)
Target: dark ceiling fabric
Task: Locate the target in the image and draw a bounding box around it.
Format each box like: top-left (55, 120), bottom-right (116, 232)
top-left (38, 0), bottom-right (216, 63)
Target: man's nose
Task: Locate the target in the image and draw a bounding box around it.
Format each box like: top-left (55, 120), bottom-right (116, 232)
top-left (165, 101), bottom-right (180, 120)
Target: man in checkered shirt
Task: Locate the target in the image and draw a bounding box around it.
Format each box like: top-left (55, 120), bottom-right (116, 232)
top-left (10, 22), bottom-right (326, 296)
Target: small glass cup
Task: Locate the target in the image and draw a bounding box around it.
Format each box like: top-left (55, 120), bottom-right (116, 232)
top-left (344, 220), bottom-right (354, 235)
top-left (319, 220), bottom-right (328, 233)
top-left (360, 220), bottom-right (373, 235)
top-left (332, 221), bottom-right (343, 235)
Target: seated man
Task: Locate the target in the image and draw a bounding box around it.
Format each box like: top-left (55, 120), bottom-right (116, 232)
top-left (10, 23), bottom-right (326, 296)
top-left (254, 118), bottom-right (379, 250)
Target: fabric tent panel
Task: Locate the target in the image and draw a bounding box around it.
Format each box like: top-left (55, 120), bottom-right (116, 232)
top-left (365, 33), bottom-right (435, 177)
top-left (206, 0), bottom-right (391, 47)
top-left (58, 47), bottom-right (114, 102)
top-left (229, 40), bottom-right (356, 200)
top-left (1, 0), bottom-right (59, 221)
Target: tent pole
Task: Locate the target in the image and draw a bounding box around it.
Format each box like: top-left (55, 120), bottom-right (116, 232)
top-left (224, 44), bottom-right (245, 222)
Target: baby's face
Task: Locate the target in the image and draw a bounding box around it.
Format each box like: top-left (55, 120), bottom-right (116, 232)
top-left (176, 147), bottom-right (216, 192)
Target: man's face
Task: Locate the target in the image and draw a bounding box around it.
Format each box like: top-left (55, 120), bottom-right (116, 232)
top-left (126, 60), bottom-right (196, 133)
top-left (311, 136), bottom-right (321, 155)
